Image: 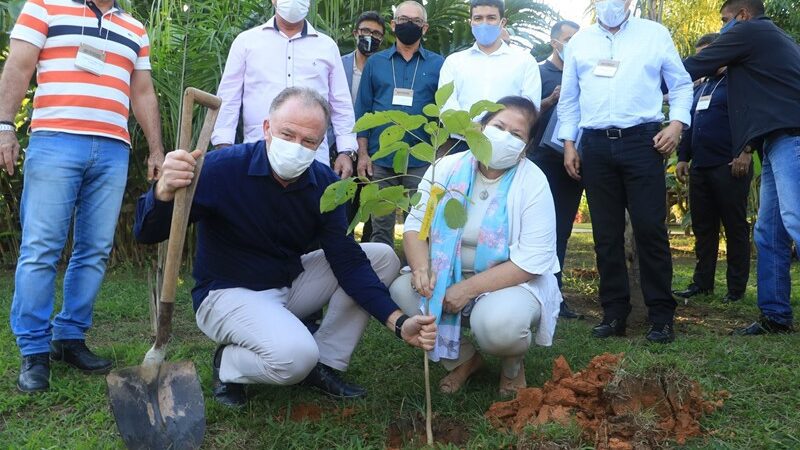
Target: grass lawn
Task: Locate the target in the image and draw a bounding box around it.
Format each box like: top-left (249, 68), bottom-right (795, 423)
top-left (1, 233), bottom-right (799, 449)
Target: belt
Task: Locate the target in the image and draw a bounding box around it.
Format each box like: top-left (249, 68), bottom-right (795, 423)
top-left (584, 122), bottom-right (662, 140)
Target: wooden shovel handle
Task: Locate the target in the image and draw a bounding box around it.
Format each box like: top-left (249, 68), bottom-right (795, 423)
top-left (154, 88), bottom-right (221, 348)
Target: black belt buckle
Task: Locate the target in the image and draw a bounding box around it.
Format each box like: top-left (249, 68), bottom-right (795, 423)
top-left (606, 128), bottom-right (623, 140)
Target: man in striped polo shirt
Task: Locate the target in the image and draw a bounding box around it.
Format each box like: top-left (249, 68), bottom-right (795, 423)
top-left (0, 0), bottom-right (165, 393)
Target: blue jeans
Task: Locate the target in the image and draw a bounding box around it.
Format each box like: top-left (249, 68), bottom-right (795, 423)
top-left (10, 132), bottom-right (129, 356)
top-left (754, 133), bottom-right (800, 325)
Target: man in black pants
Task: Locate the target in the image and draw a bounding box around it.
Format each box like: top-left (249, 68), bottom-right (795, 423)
top-left (529, 20), bottom-right (583, 319)
top-left (558, 0), bottom-right (694, 343)
top-left (673, 34), bottom-right (751, 304)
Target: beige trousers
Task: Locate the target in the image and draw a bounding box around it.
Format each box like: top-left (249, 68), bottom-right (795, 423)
top-left (389, 272), bottom-right (542, 378)
top-left (195, 243), bottom-right (400, 385)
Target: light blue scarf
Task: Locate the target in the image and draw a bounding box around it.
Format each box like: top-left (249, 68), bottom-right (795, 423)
top-left (423, 152), bottom-right (516, 361)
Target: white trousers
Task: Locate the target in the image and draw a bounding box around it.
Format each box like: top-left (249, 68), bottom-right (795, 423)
top-left (195, 243), bottom-right (400, 385)
top-left (389, 272), bottom-right (542, 378)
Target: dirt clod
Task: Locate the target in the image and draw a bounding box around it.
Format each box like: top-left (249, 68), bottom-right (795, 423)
top-left (485, 353), bottom-right (726, 449)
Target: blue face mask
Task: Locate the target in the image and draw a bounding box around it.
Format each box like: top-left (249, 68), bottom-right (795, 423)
top-left (472, 23), bottom-right (502, 46)
top-left (720, 18), bottom-right (738, 34)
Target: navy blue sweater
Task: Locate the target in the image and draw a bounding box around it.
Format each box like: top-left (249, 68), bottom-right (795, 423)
top-left (678, 75), bottom-right (735, 168)
top-left (134, 141), bottom-right (398, 323)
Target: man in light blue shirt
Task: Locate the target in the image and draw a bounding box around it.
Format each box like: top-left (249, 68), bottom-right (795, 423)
top-left (557, 0), bottom-right (693, 344)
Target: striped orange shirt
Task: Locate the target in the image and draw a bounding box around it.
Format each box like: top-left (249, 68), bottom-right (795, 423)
top-left (11, 0), bottom-right (151, 145)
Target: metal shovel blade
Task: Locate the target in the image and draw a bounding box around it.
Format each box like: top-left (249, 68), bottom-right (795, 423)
top-left (107, 361), bottom-right (205, 450)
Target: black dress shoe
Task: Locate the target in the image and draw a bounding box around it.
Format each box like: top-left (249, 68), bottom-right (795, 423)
top-left (301, 362), bottom-right (367, 399)
top-left (672, 284), bottom-right (713, 299)
top-left (18, 353), bottom-right (50, 393)
top-left (722, 292), bottom-right (744, 303)
top-left (591, 319), bottom-right (626, 338)
top-left (50, 340), bottom-right (112, 374)
top-left (731, 317), bottom-right (795, 336)
top-left (646, 323), bottom-right (675, 344)
top-left (212, 345), bottom-right (247, 408)
top-left (559, 301), bottom-right (583, 320)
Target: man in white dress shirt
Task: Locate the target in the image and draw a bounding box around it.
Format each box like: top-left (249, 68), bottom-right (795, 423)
top-left (211, 0), bottom-right (357, 177)
top-left (558, 0), bottom-right (694, 343)
top-left (438, 0), bottom-right (542, 152)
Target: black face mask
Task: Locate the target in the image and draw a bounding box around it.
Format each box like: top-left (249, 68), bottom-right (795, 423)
top-left (357, 35), bottom-right (382, 55)
top-left (394, 21), bottom-right (423, 45)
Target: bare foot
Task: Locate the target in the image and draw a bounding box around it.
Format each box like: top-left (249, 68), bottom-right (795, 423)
top-left (439, 353), bottom-right (484, 394)
top-left (499, 365), bottom-right (526, 398)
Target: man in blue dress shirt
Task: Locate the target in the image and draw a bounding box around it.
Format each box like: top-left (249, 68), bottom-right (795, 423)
top-left (558, 0), bottom-right (694, 343)
top-left (134, 87), bottom-right (436, 408)
top-left (673, 33), bottom-right (751, 305)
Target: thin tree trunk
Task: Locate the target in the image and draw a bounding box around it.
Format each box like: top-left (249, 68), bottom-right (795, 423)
top-left (625, 212), bottom-right (648, 325)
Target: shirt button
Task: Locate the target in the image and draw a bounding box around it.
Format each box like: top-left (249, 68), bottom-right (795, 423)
top-left (288, 56), bottom-right (291, 59)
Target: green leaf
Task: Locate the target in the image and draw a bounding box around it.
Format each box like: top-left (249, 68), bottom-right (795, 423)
top-left (410, 191), bottom-right (423, 207)
top-left (444, 198), bottom-right (467, 229)
top-left (353, 112), bottom-right (391, 133)
top-left (320, 178), bottom-right (357, 213)
top-left (469, 100), bottom-right (504, 119)
top-left (393, 147), bottom-right (409, 174)
top-left (378, 125), bottom-right (405, 149)
top-left (435, 81), bottom-right (454, 109)
top-left (424, 121), bottom-right (440, 136)
top-left (371, 140), bottom-right (409, 161)
top-left (362, 199), bottom-right (397, 217)
top-left (423, 104), bottom-right (440, 118)
top-left (440, 110), bottom-right (473, 137)
top-left (464, 128), bottom-right (492, 166)
top-left (409, 142), bottom-right (435, 163)
top-left (347, 207), bottom-right (362, 235)
top-left (360, 183), bottom-right (379, 203)
top-left (377, 185), bottom-right (407, 202)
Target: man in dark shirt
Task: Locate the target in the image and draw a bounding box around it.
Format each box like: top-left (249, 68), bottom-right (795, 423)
top-left (673, 34), bottom-right (751, 304)
top-left (134, 87), bottom-right (436, 407)
top-left (684, 0), bottom-right (800, 335)
top-left (355, 1), bottom-right (444, 249)
top-left (529, 20), bottom-right (582, 319)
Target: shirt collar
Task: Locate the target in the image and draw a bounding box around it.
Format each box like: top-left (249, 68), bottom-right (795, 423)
top-left (71, 0), bottom-right (123, 15)
top-left (385, 44), bottom-right (429, 60)
top-left (249, 140), bottom-right (318, 189)
top-left (263, 16), bottom-right (317, 38)
top-left (469, 41), bottom-right (512, 55)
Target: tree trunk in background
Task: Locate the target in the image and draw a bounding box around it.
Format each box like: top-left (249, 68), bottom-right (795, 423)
top-left (625, 212), bottom-right (649, 325)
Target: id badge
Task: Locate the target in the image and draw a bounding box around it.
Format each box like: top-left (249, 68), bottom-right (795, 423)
top-left (696, 95), bottom-right (712, 111)
top-left (593, 59), bottom-right (620, 78)
top-left (392, 88), bottom-right (414, 107)
top-left (75, 43), bottom-right (106, 76)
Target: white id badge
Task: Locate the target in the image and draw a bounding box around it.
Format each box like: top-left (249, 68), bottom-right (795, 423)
top-left (593, 59), bottom-right (620, 78)
top-left (696, 95), bottom-right (712, 111)
top-left (392, 88), bottom-right (414, 107)
top-left (74, 43), bottom-right (106, 76)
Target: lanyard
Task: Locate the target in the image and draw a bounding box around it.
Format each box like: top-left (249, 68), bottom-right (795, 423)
top-left (391, 53), bottom-right (421, 90)
top-left (699, 75), bottom-right (726, 99)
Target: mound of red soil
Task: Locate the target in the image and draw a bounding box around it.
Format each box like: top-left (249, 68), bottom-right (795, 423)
top-left (485, 354), bottom-right (727, 449)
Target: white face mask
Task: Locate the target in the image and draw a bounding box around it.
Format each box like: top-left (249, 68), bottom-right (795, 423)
top-left (267, 132), bottom-right (317, 180)
top-left (595, 0), bottom-right (629, 28)
top-left (483, 125), bottom-right (526, 170)
top-left (276, 0), bottom-right (310, 24)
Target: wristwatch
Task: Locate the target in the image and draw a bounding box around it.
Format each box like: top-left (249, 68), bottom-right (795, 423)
top-left (0, 121), bottom-right (15, 133)
top-left (341, 150), bottom-right (357, 162)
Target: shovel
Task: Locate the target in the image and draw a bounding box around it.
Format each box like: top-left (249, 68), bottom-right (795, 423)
top-left (106, 87), bottom-right (222, 450)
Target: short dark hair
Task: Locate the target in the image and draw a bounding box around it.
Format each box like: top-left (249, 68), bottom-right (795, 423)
top-left (695, 33), bottom-right (720, 48)
top-left (355, 11), bottom-right (385, 31)
top-left (720, 0), bottom-right (765, 15)
top-left (480, 96), bottom-right (539, 153)
top-left (470, 0), bottom-right (505, 18)
top-left (550, 20), bottom-right (580, 39)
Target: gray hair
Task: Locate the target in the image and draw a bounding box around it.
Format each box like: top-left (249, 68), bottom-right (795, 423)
top-left (269, 87), bottom-right (331, 124)
top-left (394, 1), bottom-right (427, 22)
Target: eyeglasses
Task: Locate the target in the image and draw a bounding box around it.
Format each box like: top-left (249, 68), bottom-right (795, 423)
top-left (357, 27), bottom-right (384, 39)
top-left (395, 16), bottom-right (425, 26)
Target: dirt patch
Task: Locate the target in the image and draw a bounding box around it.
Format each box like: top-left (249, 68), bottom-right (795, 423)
top-left (275, 403), bottom-right (357, 423)
top-left (387, 413), bottom-right (470, 449)
top-left (485, 354), bottom-right (727, 449)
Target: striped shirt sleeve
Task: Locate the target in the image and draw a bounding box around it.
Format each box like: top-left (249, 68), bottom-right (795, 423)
top-left (10, 0), bottom-right (50, 49)
top-left (135, 31), bottom-right (151, 71)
